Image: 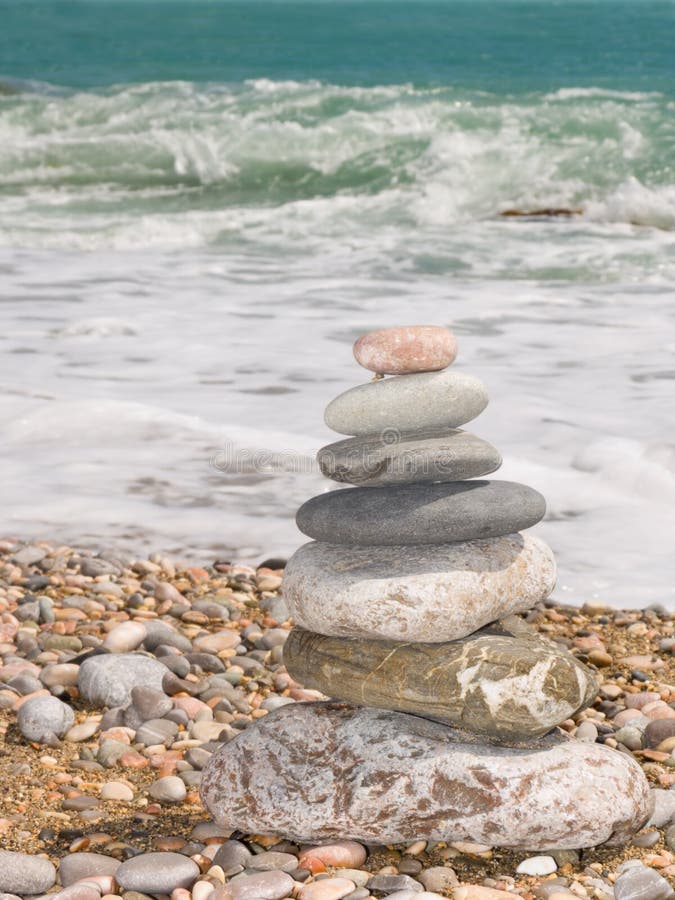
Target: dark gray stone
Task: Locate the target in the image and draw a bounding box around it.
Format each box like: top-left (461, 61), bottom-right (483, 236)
top-left (296, 480), bottom-right (546, 545)
top-left (318, 428), bottom-right (501, 486)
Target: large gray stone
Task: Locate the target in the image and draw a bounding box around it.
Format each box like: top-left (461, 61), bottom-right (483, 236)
top-left (324, 371), bottom-right (488, 436)
top-left (296, 480), bottom-right (545, 545)
top-left (317, 428), bottom-right (501, 487)
top-left (78, 653), bottom-right (167, 708)
top-left (200, 702), bottom-right (652, 849)
top-left (283, 534), bottom-right (555, 643)
top-left (0, 851), bottom-right (56, 895)
top-left (17, 695), bottom-right (74, 743)
top-left (283, 623), bottom-right (598, 740)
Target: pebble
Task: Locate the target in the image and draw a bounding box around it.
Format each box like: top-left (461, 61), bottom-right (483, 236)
top-left (366, 874), bottom-right (423, 893)
top-left (102, 621), bottom-right (147, 653)
top-left (227, 870), bottom-right (295, 899)
top-left (0, 850), bottom-right (56, 894)
top-left (115, 852), bottom-right (199, 893)
top-left (574, 721), bottom-right (598, 743)
top-left (246, 851), bottom-right (298, 872)
top-left (78, 653), bottom-right (168, 707)
top-left (352, 325), bottom-right (457, 375)
top-left (418, 867), bottom-right (459, 892)
top-left (296, 479), bottom-right (546, 546)
top-left (17, 694), bottom-right (74, 743)
top-left (298, 842), bottom-right (367, 871)
top-left (284, 534), bottom-right (556, 643)
top-left (100, 781), bottom-right (134, 801)
top-left (298, 877), bottom-right (357, 900)
top-left (516, 856), bottom-right (558, 876)
top-left (646, 789), bottom-right (675, 828)
top-left (58, 852), bottom-right (120, 886)
top-left (148, 775), bottom-right (187, 803)
top-left (324, 370), bottom-right (488, 436)
top-left (613, 864), bottom-right (675, 899)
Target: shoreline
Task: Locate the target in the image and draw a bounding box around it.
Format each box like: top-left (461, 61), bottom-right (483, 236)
top-left (0, 538), bottom-right (674, 899)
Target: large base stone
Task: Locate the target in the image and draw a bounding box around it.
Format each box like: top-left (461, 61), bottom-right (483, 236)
top-left (200, 702), bottom-right (653, 849)
top-left (283, 624), bottom-right (599, 740)
top-left (283, 534), bottom-right (556, 643)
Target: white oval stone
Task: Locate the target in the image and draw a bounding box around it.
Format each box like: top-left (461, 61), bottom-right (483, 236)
top-left (200, 703), bottom-right (653, 850)
top-left (324, 371), bottom-right (488, 436)
top-left (102, 621), bottom-right (147, 653)
top-left (515, 855), bottom-right (557, 876)
top-left (283, 534), bottom-right (556, 643)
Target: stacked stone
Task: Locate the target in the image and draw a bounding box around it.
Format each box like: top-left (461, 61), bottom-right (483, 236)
top-left (201, 326), bottom-right (653, 851)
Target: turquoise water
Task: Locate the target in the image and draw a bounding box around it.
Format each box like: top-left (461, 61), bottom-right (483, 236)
top-left (1, 0), bottom-right (675, 92)
top-left (1, 1), bottom-right (675, 605)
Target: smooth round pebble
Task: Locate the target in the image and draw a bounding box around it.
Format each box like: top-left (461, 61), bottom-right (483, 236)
top-left (17, 694), bottom-right (74, 742)
top-left (102, 621), bottom-right (147, 653)
top-left (228, 870), bottom-right (295, 899)
top-left (148, 775), bottom-right (187, 803)
top-left (353, 325), bottom-right (457, 375)
top-left (299, 842), bottom-right (367, 870)
top-left (613, 864), bottom-right (675, 900)
top-left (100, 781), bottom-right (134, 802)
top-left (0, 850), bottom-right (56, 895)
top-left (298, 877), bottom-right (356, 900)
top-left (59, 852), bottom-right (120, 887)
top-left (115, 852), bottom-right (199, 893)
top-left (78, 653), bottom-right (167, 708)
top-left (515, 855), bottom-right (557, 876)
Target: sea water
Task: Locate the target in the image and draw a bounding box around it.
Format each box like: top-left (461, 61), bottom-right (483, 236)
top-left (1, 0), bottom-right (674, 607)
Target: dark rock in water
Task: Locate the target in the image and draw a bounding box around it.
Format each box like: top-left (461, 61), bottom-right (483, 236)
top-left (283, 624), bottom-right (599, 740)
top-left (296, 480), bottom-right (546, 545)
top-left (317, 427), bottom-right (501, 486)
top-left (200, 702), bottom-right (653, 849)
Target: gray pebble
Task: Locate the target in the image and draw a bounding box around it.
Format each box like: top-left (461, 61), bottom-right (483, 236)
top-left (17, 695), bottom-right (74, 743)
top-left (135, 718), bottom-right (179, 746)
top-left (59, 852), bottom-right (120, 886)
top-left (246, 851), bottom-right (298, 872)
top-left (148, 775), bottom-right (187, 803)
top-left (0, 850), bottom-right (56, 895)
top-left (212, 840), bottom-right (253, 870)
top-left (418, 867), bottom-right (458, 892)
top-left (79, 653), bottom-right (167, 707)
top-left (366, 874), bottom-right (423, 893)
top-left (142, 621), bottom-right (192, 653)
top-left (228, 870), bottom-right (295, 899)
top-left (115, 852), bottom-right (199, 893)
top-left (646, 789), bottom-right (675, 828)
top-left (614, 865), bottom-right (675, 900)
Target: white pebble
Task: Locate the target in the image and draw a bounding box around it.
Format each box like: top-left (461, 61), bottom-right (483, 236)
top-left (515, 855), bottom-right (558, 876)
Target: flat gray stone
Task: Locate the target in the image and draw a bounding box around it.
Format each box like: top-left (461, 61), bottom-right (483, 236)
top-left (17, 695), bottom-right (74, 743)
top-left (614, 865), bottom-right (675, 899)
top-left (0, 851), bottom-right (56, 895)
top-left (58, 852), bottom-right (120, 887)
top-left (200, 702), bottom-right (653, 850)
top-left (317, 428), bottom-right (501, 486)
top-left (324, 370), bottom-right (488, 436)
top-left (283, 624), bottom-right (598, 740)
top-left (296, 480), bottom-right (545, 545)
top-left (78, 653), bottom-right (167, 708)
top-left (283, 534), bottom-right (555, 643)
top-left (228, 870), bottom-right (295, 899)
top-left (115, 852), bottom-right (199, 893)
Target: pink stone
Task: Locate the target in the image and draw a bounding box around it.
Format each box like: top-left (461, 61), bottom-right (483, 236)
top-left (299, 841), bottom-right (367, 871)
top-left (453, 887), bottom-right (514, 900)
top-left (625, 692), bottom-right (661, 709)
top-left (613, 708), bottom-right (644, 727)
top-left (353, 326), bottom-right (457, 375)
top-left (298, 878), bottom-right (357, 900)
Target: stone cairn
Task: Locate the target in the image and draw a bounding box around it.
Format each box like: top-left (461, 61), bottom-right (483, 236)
top-left (201, 325), bottom-right (653, 850)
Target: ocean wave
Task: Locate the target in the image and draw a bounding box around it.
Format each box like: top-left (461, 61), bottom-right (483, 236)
top-left (0, 79), bottom-right (673, 253)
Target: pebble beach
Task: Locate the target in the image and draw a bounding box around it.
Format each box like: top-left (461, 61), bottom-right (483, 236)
top-left (1, 539), bottom-right (674, 900)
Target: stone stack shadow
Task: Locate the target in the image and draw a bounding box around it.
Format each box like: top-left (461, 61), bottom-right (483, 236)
top-left (200, 325), bottom-right (654, 850)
